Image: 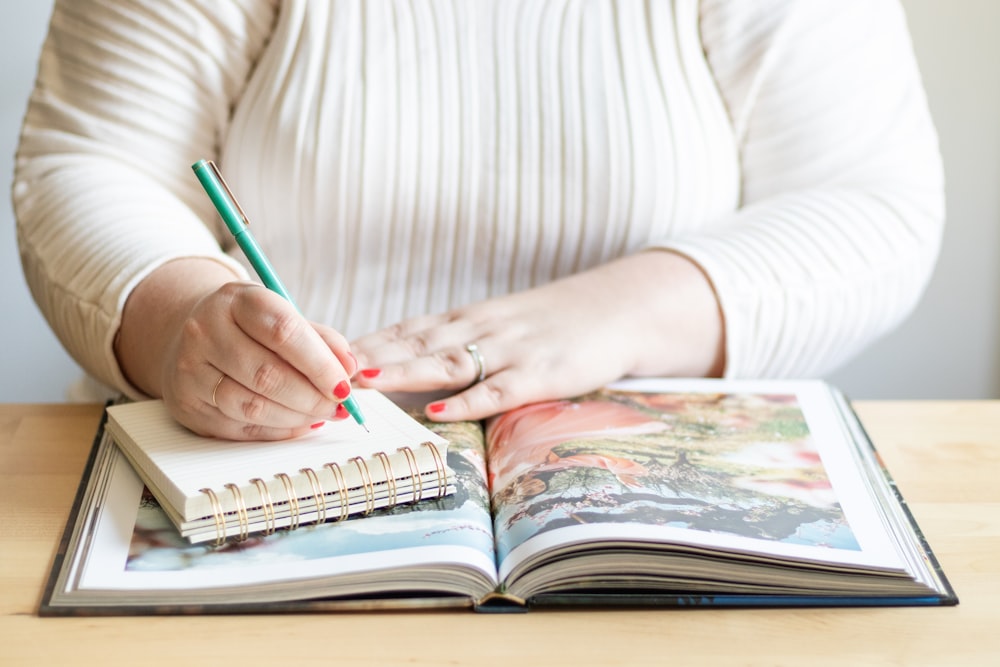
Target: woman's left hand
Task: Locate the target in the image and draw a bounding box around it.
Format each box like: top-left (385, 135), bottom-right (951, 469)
top-left (350, 250), bottom-right (725, 421)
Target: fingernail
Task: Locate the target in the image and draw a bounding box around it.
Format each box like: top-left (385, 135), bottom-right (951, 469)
top-left (310, 421), bottom-right (325, 429)
top-left (428, 402), bottom-right (446, 414)
top-left (360, 368), bottom-right (381, 378)
top-left (333, 380), bottom-right (351, 399)
top-left (334, 404), bottom-right (349, 420)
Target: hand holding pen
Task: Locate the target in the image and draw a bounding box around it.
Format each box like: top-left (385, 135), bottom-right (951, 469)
top-left (162, 160), bottom-right (367, 433)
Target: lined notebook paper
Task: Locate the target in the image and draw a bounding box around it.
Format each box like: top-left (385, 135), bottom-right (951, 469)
top-left (105, 389), bottom-right (452, 544)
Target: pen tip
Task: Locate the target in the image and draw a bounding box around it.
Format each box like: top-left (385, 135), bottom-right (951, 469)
top-left (362, 424), bottom-right (370, 433)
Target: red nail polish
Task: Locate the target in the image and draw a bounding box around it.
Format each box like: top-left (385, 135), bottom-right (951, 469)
top-left (428, 402), bottom-right (446, 414)
top-left (333, 380), bottom-right (351, 399)
top-left (310, 422), bottom-right (325, 429)
top-left (360, 368), bottom-right (381, 379)
top-left (334, 404), bottom-right (349, 420)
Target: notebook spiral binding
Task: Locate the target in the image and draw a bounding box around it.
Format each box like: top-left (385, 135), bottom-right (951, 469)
top-left (198, 441), bottom-right (448, 546)
top-left (275, 472), bottom-right (300, 531)
top-left (250, 477), bottom-right (276, 535)
top-left (351, 456), bottom-right (376, 516)
top-left (324, 461), bottom-right (350, 522)
top-left (399, 445), bottom-right (423, 500)
top-left (374, 451), bottom-right (396, 507)
top-left (225, 482), bottom-right (250, 541)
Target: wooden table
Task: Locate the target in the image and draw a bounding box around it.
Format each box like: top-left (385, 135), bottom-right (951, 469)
top-left (1, 402), bottom-right (998, 666)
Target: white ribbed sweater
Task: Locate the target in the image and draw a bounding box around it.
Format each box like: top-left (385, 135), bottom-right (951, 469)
top-left (14, 0), bottom-right (944, 398)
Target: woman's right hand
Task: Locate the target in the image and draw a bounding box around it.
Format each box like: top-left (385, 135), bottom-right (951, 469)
top-left (115, 259), bottom-right (357, 440)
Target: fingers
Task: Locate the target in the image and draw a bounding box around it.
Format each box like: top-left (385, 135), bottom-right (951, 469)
top-left (163, 283), bottom-right (358, 440)
top-left (356, 342), bottom-right (488, 393)
top-left (353, 318), bottom-right (541, 422)
top-left (313, 325), bottom-right (359, 377)
top-left (229, 288), bottom-right (353, 407)
top-left (207, 369), bottom-right (319, 428)
top-left (425, 372), bottom-right (517, 422)
top-left (351, 287), bottom-right (630, 422)
top-left (351, 313), bottom-right (476, 367)
top-left (196, 368), bottom-right (349, 440)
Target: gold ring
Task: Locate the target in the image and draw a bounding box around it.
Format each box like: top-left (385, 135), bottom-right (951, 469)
top-left (465, 343), bottom-right (487, 383)
top-left (211, 373), bottom-right (226, 408)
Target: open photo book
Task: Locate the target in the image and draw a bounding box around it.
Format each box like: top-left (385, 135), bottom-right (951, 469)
top-left (41, 378), bottom-right (957, 615)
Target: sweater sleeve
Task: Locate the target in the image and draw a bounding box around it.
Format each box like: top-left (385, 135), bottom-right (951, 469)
top-left (13, 0), bottom-right (277, 397)
top-left (665, 0), bottom-right (944, 377)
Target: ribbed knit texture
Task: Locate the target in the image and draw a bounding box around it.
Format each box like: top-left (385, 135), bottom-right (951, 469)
top-left (14, 0), bottom-right (943, 398)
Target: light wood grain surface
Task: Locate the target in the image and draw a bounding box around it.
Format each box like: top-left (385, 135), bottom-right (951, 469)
top-left (1, 401), bottom-right (998, 666)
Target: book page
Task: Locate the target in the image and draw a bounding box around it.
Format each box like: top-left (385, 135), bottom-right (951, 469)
top-left (485, 378), bottom-right (910, 587)
top-left (65, 420), bottom-right (499, 606)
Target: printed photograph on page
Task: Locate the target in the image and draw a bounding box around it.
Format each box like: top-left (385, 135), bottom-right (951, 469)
top-left (487, 383), bottom-right (861, 564)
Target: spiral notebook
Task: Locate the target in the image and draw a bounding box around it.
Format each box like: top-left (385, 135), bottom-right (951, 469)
top-left (104, 389), bottom-right (453, 544)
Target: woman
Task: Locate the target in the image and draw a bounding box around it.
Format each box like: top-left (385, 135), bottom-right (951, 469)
top-left (14, 0), bottom-right (943, 440)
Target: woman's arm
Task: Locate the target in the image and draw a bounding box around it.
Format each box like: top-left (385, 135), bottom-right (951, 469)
top-left (14, 1), bottom-right (360, 439)
top-left (14, 0), bottom-right (275, 397)
top-left (353, 0), bottom-right (943, 420)
top-left (352, 247), bottom-right (725, 421)
top-left (672, 0), bottom-right (944, 377)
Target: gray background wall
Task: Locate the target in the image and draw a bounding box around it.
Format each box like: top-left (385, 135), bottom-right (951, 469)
top-left (2, 0), bottom-right (998, 402)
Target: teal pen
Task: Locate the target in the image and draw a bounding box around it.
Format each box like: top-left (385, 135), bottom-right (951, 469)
top-left (192, 159), bottom-right (368, 432)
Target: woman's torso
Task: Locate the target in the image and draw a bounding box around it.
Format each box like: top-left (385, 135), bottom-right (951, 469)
top-left (222, 1), bottom-right (739, 337)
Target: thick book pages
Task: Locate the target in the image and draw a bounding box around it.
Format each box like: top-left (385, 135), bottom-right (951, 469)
top-left (105, 389), bottom-right (453, 544)
top-left (41, 379), bottom-right (957, 615)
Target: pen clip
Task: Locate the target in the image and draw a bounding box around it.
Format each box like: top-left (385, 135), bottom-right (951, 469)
top-left (205, 160), bottom-right (250, 227)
